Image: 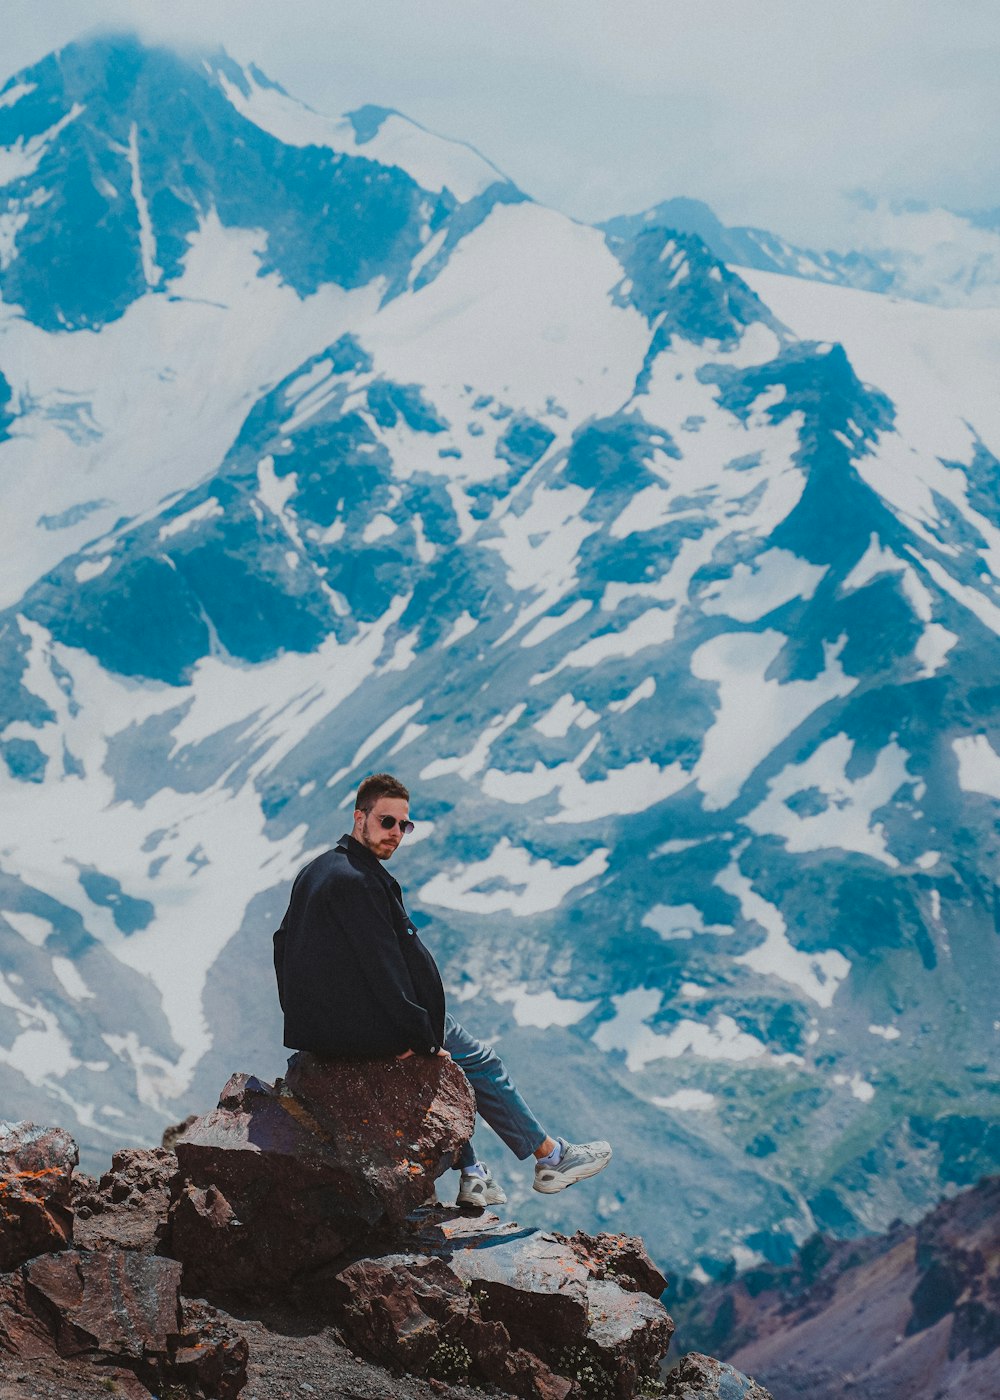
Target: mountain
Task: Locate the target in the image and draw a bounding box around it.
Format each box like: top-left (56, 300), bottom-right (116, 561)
top-left (602, 197), bottom-right (1000, 309)
top-left (669, 1174), bottom-right (1000, 1400)
top-left (0, 32), bottom-right (998, 1278)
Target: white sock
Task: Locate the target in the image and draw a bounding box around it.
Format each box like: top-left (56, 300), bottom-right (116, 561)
top-left (462, 1161), bottom-right (488, 1179)
top-left (536, 1139), bottom-right (563, 1167)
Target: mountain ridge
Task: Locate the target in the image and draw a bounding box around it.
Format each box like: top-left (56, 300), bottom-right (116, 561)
top-left (0, 32), bottom-right (997, 1281)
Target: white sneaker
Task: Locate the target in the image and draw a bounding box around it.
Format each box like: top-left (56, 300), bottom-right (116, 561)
top-left (533, 1138), bottom-right (612, 1194)
top-left (456, 1167), bottom-right (507, 1209)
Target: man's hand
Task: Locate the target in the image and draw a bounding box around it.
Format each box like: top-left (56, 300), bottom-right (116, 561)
top-left (435, 1048), bottom-right (451, 1059)
top-left (396, 1048), bottom-right (451, 1059)
top-left (395, 1049), bottom-right (415, 1059)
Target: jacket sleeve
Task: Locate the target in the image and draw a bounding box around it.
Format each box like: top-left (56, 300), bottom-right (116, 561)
top-left (332, 876), bottom-right (440, 1055)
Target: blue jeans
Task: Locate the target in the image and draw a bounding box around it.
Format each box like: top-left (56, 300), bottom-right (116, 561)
top-left (444, 1012), bottom-right (547, 1168)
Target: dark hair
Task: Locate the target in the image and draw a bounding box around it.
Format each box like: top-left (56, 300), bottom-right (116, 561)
top-left (355, 772), bottom-right (410, 811)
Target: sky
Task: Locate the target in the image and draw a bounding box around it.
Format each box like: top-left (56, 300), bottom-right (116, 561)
top-left (5, 0), bottom-right (999, 248)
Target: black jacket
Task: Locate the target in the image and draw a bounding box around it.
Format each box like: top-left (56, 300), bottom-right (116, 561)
top-left (272, 833), bottom-right (445, 1057)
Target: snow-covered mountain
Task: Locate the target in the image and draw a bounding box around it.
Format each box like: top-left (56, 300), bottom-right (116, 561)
top-left (603, 197), bottom-right (1000, 310)
top-left (1, 33), bottom-right (999, 1275)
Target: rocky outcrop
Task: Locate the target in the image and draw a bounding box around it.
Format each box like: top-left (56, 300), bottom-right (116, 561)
top-left (661, 1352), bottom-right (774, 1398)
top-left (0, 1246), bottom-right (247, 1397)
top-left (0, 1062), bottom-right (777, 1399)
top-left (0, 1122), bottom-right (77, 1270)
top-left (166, 1054), bottom-right (476, 1296)
top-left (72, 1146), bottom-right (175, 1252)
top-left (670, 1174), bottom-right (1000, 1400)
top-left (335, 1209), bottom-right (674, 1398)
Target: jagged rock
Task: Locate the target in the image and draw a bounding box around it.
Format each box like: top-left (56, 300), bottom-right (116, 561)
top-left (0, 1121), bottom-right (77, 1270)
top-left (662, 1353), bottom-right (773, 1399)
top-left (24, 1249), bottom-right (182, 1361)
top-left (339, 1208), bottom-right (674, 1398)
top-left (334, 1253), bottom-right (572, 1400)
top-left (162, 1113), bottom-right (199, 1151)
top-left (0, 1247), bottom-right (247, 1398)
top-left (72, 1147), bottom-right (175, 1252)
top-left (171, 1297), bottom-right (251, 1400)
top-left (167, 1056), bottom-right (475, 1296)
top-left (559, 1230), bottom-right (669, 1297)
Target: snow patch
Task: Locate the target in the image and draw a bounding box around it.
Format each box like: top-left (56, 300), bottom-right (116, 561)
top-left (158, 498), bottom-right (223, 541)
top-left (745, 733), bottom-right (911, 866)
top-left (691, 630), bottom-right (855, 809)
top-left (127, 123), bottom-right (162, 288)
top-left (0, 82), bottom-right (36, 110)
top-left (0, 103), bottom-right (83, 187)
top-left (419, 838), bottom-right (608, 916)
top-left (717, 861), bottom-right (851, 1008)
top-left (362, 512), bottom-right (397, 543)
top-left (533, 693), bottom-right (600, 739)
top-left (51, 957), bottom-right (95, 1002)
top-left (541, 607), bottom-right (677, 680)
top-left (641, 903), bottom-right (731, 940)
top-left (2, 911), bottom-right (52, 946)
top-left (652, 1089), bottom-right (716, 1111)
top-left (494, 984), bottom-right (598, 1028)
top-left (869, 1023), bottom-right (901, 1041)
top-left (701, 549), bottom-right (826, 622)
top-left (609, 678), bottom-right (655, 714)
top-left (421, 705), bottom-right (526, 782)
top-left (592, 988), bottom-right (780, 1071)
top-left (953, 734), bottom-right (1000, 798)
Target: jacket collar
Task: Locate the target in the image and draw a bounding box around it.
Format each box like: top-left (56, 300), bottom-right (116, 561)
top-left (339, 832), bottom-right (395, 879)
top-left (338, 833), bottom-right (412, 922)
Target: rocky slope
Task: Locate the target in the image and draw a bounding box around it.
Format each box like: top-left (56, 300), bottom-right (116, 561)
top-left (0, 32), bottom-right (998, 1280)
top-left (0, 1061), bottom-right (773, 1400)
top-left (669, 1174), bottom-right (1000, 1399)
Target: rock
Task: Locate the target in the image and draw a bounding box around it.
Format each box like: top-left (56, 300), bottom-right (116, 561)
top-left (23, 1249), bottom-right (181, 1361)
top-left (585, 1278), bottom-right (674, 1397)
top-left (663, 1352), bottom-right (774, 1400)
top-left (559, 1229), bottom-right (669, 1297)
top-left (72, 1147), bottom-right (175, 1253)
top-left (0, 1121), bottom-right (77, 1270)
top-left (0, 1247), bottom-right (247, 1397)
top-left (339, 1208), bottom-right (673, 1398)
top-left (172, 1297), bottom-right (250, 1400)
top-left (162, 1112), bottom-right (199, 1150)
top-left (333, 1252), bottom-right (572, 1400)
top-left (167, 1057), bottom-right (475, 1296)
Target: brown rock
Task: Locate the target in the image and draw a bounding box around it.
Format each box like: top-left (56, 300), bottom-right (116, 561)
top-left (161, 1112), bottom-right (199, 1151)
top-left (585, 1278), bottom-right (674, 1397)
top-left (338, 1209), bottom-right (673, 1398)
top-left (446, 1228), bottom-right (591, 1347)
top-left (167, 1057), bottom-right (475, 1296)
top-left (663, 1352), bottom-right (773, 1400)
top-left (334, 1252), bottom-right (572, 1400)
top-left (0, 1247), bottom-right (247, 1397)
top-left (172, 1297), bottom-right (250, 1400)
top-left (72, 1148), bottom-right (175, 1253)
top-left (0, 1121), bottom-right (77, 1270)
top-left (24, 1250), bottom-right (182, 1360)
top-left (559, 1229), bottom-right (669, 1297)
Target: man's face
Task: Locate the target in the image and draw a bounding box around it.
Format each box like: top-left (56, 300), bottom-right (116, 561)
top-left (352, 796), bottom-right (411, 861)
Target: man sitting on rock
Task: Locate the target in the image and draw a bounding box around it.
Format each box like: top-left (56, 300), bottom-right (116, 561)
top-left (273, 771), bottom-right (612, 1209)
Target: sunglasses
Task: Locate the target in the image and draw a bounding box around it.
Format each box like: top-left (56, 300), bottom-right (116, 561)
top-left (372, 813), bottom-right (415, 835)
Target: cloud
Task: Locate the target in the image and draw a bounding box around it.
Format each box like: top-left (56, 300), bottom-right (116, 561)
top-left (5, 0), bottom-right (998, 247)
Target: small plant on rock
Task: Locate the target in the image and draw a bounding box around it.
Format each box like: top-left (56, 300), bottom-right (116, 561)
top-left (427, 1338), bottom-right (472, 1383)
top-left (553, 1346), bottom-right (614, 1399)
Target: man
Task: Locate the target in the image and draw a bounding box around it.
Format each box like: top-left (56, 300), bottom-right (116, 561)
top-left (273, 771), bottom-right (612, 1207)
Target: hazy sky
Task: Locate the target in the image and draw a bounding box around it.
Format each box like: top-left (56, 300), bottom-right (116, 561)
top-left (5, 1), bottom-right (998, 247)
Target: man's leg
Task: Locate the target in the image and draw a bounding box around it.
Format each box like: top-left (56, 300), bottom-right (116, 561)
top-left (444, 1013), bottom-right (548, 1161)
